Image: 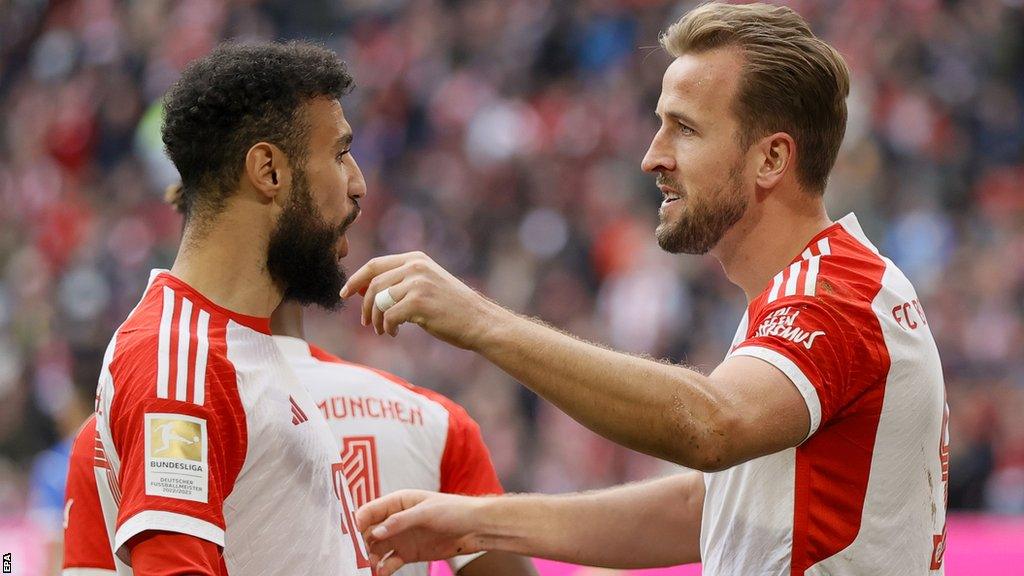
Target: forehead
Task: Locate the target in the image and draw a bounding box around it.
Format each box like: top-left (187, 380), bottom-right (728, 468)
top-left (304, 97), bottom-right (351, 142)
top-left (658, 48), bottom-right (744, 121)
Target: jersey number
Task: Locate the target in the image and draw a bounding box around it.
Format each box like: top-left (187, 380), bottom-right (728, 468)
top-left (333, 436), bottom-right (382, 572)
top-left (341, 436), bottom-right (382, 508)
top-left (333, 461), bottom-right (373, 571)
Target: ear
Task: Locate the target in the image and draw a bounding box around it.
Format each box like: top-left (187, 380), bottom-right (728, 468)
top-left (754, 132), bottom-right (796, 191)
top-left (244, 142), bottom-right (290, 201)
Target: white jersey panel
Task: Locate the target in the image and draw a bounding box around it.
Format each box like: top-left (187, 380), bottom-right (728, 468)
top-left (700, 449), bottom-right (796, 574)
top-left (807, 256), bottom-right (946, 575)
top-left (277, 337), bottom-right (449, 576)
top-left (223, 323), bottom-right (370, 576)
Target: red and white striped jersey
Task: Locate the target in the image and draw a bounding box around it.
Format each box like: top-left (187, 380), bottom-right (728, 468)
top-left (63, 414), bottom-right (118, 576)
top-left (702, 214), bottom-right (948, 575)
top-left (273, 336), bottom-right (504, 576)
top-left (93, 272), bottom-right (372, 575)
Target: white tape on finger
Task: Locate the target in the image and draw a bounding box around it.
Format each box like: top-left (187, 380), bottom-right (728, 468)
top-left (374, 287), bottom-right (397, 312)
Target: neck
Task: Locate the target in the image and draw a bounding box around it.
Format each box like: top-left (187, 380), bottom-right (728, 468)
top-left (713, 192), bottom-right (832, 302)
top-left (170, 206), bottom-right (283, 318)
top-left (270, 301), bottom-right (306, 339)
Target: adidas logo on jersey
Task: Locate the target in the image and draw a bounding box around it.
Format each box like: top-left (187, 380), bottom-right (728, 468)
top-left (291, 396), bottom-right (309, 425)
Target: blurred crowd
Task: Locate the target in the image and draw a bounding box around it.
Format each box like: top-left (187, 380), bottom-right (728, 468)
top-left (1, 0), bottom-right (1023, 559)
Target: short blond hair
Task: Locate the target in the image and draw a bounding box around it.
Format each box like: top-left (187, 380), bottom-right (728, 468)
top-left (661, 2), bottom-right (850, 193)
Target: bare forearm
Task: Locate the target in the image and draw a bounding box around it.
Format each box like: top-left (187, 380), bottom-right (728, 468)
top-left (475, 305), bottom-right (727, 469)
top-left (474, 473), bottom-right (704, 568)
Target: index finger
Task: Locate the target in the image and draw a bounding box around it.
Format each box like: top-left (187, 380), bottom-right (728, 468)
top-left (340, 254), bottom-right (411, 298)
top-left (356, 489), bottom-right (428, 534)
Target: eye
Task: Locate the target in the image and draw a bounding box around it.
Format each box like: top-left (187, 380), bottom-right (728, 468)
top-left (335, 148), bottom-right (351, 163)
top-left (678, 123), bottom-right (695, 136)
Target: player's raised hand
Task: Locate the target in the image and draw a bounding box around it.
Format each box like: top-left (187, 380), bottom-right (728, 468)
top-left (340, 251), bottom-right (503, 348)
top-left (356, 490), bottom-right (488, 576)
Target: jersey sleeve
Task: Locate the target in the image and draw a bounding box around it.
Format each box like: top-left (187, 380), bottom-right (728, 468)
top-left (104, 335), bottom-right (247, 560)
top-left (129, 532), bottom-right (223, 576)
top-left (439, 402), bottom-right (504, 573)
top-left (439, 403), bottom-right (503, 496)
top-left (729, 294), bottom-right (881, 439)
top-left (63, 415), bottom-right (117, 573)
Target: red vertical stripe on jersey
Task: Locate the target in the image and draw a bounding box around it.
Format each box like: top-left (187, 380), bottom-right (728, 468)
top-left (202, 314), bottom-right (249, 489)
top-left (186, 308), bottom-right (200, 405)
top-left (166, 294), bottom-right (182, 401)
top-left (794, 263), bottom-right (809, 296)
top-left (789, 230), bottom-right (890, 575)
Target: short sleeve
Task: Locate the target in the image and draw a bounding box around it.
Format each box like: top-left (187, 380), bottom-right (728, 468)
top-left (439, 404), bottom-right (503, 497)
top-left (439, 403), bottom-right (504, 573)
top-left (106, 339), bottom-right (247, 559)
top-left (63, 415), bottom-right (116, 573)
top-left (729, 296), bottom-right (873, 438)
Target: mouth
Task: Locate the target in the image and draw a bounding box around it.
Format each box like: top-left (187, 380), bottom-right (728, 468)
top-left (335, 207), bottom-right (360, 261)
top-left (659, 184), bottom-right (682, 206)
top-left (338, 206), bottom-right (361, 235)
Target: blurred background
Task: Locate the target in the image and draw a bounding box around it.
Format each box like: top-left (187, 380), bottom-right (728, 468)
top-left (0, 0), bottom-right (1022, 574)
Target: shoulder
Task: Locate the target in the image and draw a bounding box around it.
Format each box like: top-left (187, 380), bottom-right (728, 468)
top-left (758, 229), bottom-right (887, 317)
top-left (307, 344), bottom-right (470, 421)
top-left (69, 415), bottom-right (98, 461)
top-left (110, 295), bottom-right (235, 386)
top-left (741, 230), bottom-right (892, 375)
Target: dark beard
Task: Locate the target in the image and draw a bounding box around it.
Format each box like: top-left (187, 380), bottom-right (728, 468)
top-left (655, 163), bottom-right (747, 255)
top-left (266, 169), bottom-right (355, 310)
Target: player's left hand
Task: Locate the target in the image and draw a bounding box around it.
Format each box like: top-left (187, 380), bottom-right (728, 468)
top-left (340, 251), bottom-right (501, 348)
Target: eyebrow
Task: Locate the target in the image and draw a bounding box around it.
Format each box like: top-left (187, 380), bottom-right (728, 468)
top-left (656, 110), bottom-right (701, 130)
top-left (336, 132), bottom-right (353, 149)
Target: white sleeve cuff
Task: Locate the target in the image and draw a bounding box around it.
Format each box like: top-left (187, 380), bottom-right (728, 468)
top-left (114, 510), bottom-right (225, 564)
top-left (729, 345), bottom-right (822, 439)
top-left (448, 551), bottom-right (489, 573)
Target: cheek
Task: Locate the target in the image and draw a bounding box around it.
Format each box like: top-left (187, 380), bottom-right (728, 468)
top-left (310, 164), bottom-right (346, 209)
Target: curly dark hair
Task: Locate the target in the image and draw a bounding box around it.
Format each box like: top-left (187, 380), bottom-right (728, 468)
top-left (161, 41), bottom-right (354, 219)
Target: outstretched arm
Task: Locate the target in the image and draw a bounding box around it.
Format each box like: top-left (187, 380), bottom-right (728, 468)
top-left (356, 472), bottom-right (705, 576)
top-left (341, 252), bottom-right (809, 471)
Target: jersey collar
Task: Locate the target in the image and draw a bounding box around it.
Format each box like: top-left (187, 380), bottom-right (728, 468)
top-left (150, 270), bottom-right (273, 335)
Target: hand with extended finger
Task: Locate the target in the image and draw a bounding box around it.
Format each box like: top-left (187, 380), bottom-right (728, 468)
top-left (355, 490), bottom-right (489, 576)
top-left (339, 251), bottom-right (501, 349)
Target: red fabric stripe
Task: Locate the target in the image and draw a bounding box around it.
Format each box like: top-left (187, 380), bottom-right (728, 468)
top-left (794, 261), bottom-right (809, 295)
top-left (186, 307), bottom-right (200, 404)
top-left (107, 468), bottom-right (122, 506)
top-left (789, 229), bottom-right (890, 574)
top-left (166, 293), bottom-right (182, 400)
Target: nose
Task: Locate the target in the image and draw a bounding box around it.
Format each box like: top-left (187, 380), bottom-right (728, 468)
top-left (641, 128), bottom-right (676, 174)
top-left (348, 155), bottom-right (367, 201)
